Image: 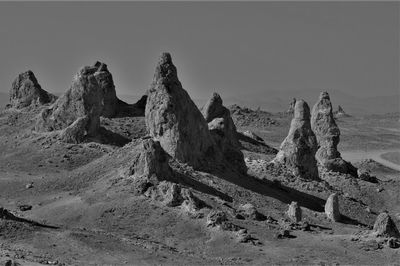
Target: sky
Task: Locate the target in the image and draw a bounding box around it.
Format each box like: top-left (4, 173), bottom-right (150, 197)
top-left (0, 1), bottom-right (398, 102)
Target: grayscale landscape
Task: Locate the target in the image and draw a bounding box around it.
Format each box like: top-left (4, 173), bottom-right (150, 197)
top-left (0, 2), bottom-right (399, 266)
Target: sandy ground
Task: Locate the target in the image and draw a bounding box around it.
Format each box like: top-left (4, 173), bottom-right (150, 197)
top-left (0, 107), bottom-right (400, 265)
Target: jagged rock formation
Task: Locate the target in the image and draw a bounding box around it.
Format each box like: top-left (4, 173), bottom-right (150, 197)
top-left (145, 53), bottom-right (221, 169)
top-left (36, 62), bottom-right (110, 142)
top-left (125, 138), bottom-right (174, 193)
top-left (286, 98), bottom-right (296, 114)
top-left (286, 201), bottom-right (302, 222)
top-left (202, 92), bottom-right (246, 173)
top-left (311, 92), bottom-right (357, 176)
top-left (272, 100), bottom-right (319, 180)
top-left (9, 70), bottom-right (56, 108)
top-left (372, 212), bottom-right (400, 238)
top-left (325, 193), bottom-right (340, 222)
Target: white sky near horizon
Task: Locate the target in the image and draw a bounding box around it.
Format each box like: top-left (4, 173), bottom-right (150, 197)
top-left (0, 1), bottom-right (398, 101)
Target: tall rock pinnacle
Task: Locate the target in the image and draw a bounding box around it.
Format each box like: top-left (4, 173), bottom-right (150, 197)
top-left (202, 92), bottom-right (246, 173)
top-left (311, 92), bottom-right (357, 176)
top-left (35, 62), bottom-right (110, 142)
top-left (272, 100), bottom-right (319, 180)
top-left (145, 53), bottom-right (221, 169)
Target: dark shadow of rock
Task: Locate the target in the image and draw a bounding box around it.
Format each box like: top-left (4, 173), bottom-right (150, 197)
top-left (0, 207), bottom-right (59, 229)
top-left (237, 132), bottom-right (278, 155)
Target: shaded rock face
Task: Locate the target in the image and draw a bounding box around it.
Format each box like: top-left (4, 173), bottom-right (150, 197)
top-left (202, 92), bottom-right (246, 173)
top-left (93, 61), bottom-right (118, 118)
top-left (286, 201), bottom-right (302, 223)
top-left (35, 62), bottom-right (108, 141)
top-left (145, 53), bottom-right (220, 169)
top-left (9, 71), bottom-right (55, 108)
top-left (286, 98), bottom-right (296, 114)
top-left (272, 100), bottom-right (319, 180)
top-left (373, 213), bottom-right (400, 238)
top-left (311, 92), bottom-right (357, 176)
top-left (325, 193), bottom-right (340, 222)
top-left (242, 130), bottom-right (264, 143)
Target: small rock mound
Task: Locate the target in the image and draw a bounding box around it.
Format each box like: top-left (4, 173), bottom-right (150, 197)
top-left (372, 212), bottom-right (400, 238)
top-left (35, 61), bottom-right (114, 142)
top-left (325, 193), bottom-right (340, 222)
top-left (145, 53), bottom-right (221, 169)
top-left (272, 100), bottom-right (319, 180)
top-left (202, 92), bottom-right (246, 173)
top-left (235, 203), bottom-right (264, 221)
top-left (311, 92), bottom-right (357, 176)
top-left (286, 201), bottom-right (302, 223)
top-left (8, 70), bottom-right (56, 108)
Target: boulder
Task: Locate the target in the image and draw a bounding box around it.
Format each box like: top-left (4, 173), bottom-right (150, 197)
top-left (145, 53), bottom-right (221, 168)
top-left (325, 193), bottom-right (340, 222)
top-left (202, 92), bottom-right (246, 173)
top-left (35, 62), bottom-right (113, 142)
top-left (236, 203), bottom-right (264, 221)
top-left (372, 212), bottom-right (400, 238)
top-left (9, 70), bottom-right (55, 108)
top-left (206, 210), bottom-right (228, 227)
top-left (272, 100), bottom-right (319, 180)
top-left (311, 92), bottom-right (357, 176)
top-left (286, 201), bottom-right (302, 223)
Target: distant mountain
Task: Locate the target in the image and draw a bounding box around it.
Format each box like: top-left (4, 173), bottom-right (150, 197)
top-left (195, 89), bottom-right (399, 116)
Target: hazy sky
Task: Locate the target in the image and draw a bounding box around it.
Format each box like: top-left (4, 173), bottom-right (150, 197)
top-left (0, 1), bottom-right (398, 101)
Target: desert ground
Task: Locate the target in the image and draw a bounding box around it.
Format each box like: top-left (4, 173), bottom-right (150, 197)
top-left (0, 56), bottom-right (399, 266)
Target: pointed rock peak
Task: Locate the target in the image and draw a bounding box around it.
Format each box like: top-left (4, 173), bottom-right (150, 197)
top-left (152, 52), bottom-right (178, 86)
top-left (338, 105), bottom-right (344, 112)
top-left (319, 91), bottom-right (330, 100)
top-left (294, 99), bottom-right (311, 120)
top-left (9, 70), bottom-right (55, 108)
top-left (159, 52), bottom-right (172, 65)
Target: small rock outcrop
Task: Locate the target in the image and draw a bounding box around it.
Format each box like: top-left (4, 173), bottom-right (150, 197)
top-left (145, 53), bottom-right (221, 169)
top-left (125, 138), bottom-right (174, 193)
top-left (333, 105), bottom-right (350, 118)
top-left (272, 100), bottom-right (319, 180)
top-left (372, 212), bottom-right (400, 238)
top-left (202, 92), bottom-right (246, 173)
top-left (325, 193), bottom-right (340, 222)
top-left (9, 71), bottom-right (55, 108)
top-left (311, 92), bottom-right (357, 176)
top-left (236, 203), bottom-right (264, 221)
top-left (36, 62), bottom-right (109, 142)
top-left (286, 202), bottom-right (302, 223)
top-left (286, 98), bottom-right (296, 114)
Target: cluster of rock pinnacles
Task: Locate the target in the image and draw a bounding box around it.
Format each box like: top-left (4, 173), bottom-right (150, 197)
top-left (272, 92), bottom-right (358, 179)
top-left (9, 52), bottom-right (383, 226)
